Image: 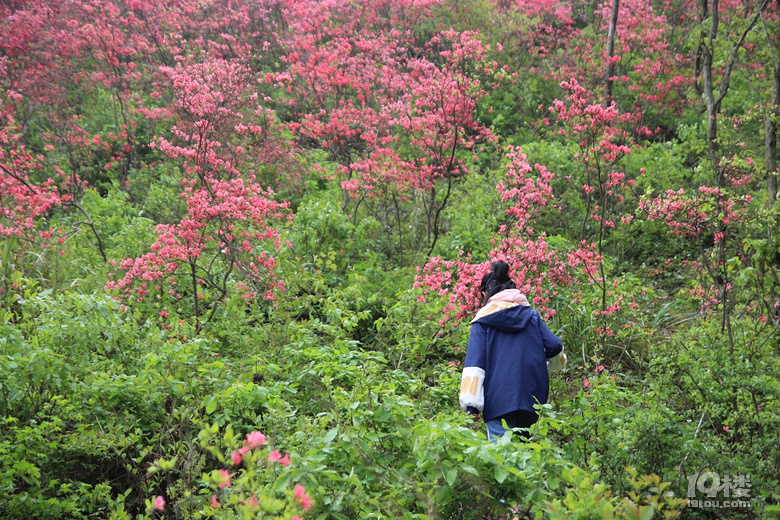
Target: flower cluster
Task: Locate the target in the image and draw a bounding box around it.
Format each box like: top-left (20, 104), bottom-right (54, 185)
top-left (283, 14), bottom-right (497, 208)
top-left (415, 147), bottom-right (600, 322)
top-left (149, 429), bottom-right (314, 517)
top-left (107, 52), bottom-right (292, 324)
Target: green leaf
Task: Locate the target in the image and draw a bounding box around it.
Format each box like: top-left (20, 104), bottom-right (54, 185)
top-left (205, 396), bottom-right (217, 415)
top-left (461, 465), bottom-right (478, 476)
top-left (274, 471), bottom-right (293, 493)
top-left (444, 468), bottom-right (457, 486)
top-left (434, 485), bottom-right (449, 502)
top-left (323, 427), bottom-right (338, 443)
top-left (494, 465), bottom-right (508, 484)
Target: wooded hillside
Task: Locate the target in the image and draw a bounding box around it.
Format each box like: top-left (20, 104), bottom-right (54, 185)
top-left (1, 0), bottom-right (778, 518)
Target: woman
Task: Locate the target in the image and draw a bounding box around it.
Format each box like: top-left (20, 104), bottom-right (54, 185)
top-left (459, 261), bottom-right (566, 441)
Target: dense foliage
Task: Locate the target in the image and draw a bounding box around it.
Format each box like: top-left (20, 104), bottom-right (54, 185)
top-left (1, 0), bottom-right (778, 518)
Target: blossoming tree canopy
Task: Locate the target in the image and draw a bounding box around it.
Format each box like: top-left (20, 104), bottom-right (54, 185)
top-left (106, 50), bottom-right (292, 329)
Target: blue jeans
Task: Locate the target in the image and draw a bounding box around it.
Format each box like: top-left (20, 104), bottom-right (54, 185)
top-left (485, 410), bottom-right (538, 442)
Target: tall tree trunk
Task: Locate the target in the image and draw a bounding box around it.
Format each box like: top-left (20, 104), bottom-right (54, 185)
top-left (761, 2), bottom-right (780, 330)
top-left (605, 0), bottom-right (620, 106)
top-left (702, 0), bottom-right (768, 182)
top-left (694, 0), bottom-right (709, 96)
top-left (699, 0), bottom-right (768, 356)
top-left (765, 75), bottom-right (779, 204)
top-left (702, 0), bottom-right (720, 172)
top-left (766, 2), bottom-right (780, 204)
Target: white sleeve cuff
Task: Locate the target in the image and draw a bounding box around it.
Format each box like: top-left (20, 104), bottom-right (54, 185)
top-left (459, 366), bottom-right (485, 411)
top-left (547, 350), bottom-right (567, 371)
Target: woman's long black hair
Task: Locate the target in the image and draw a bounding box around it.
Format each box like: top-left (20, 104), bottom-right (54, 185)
top-left (479, 260), bottom-right (516, 304)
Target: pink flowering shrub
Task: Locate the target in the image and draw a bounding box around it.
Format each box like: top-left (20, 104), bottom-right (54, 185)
top-left (282, 12), bottom-right (501, 253)
top-left (106, 51), bottom-right (292, 331)
top-left (146, 426), bottom-right (314, 518)
top-left (639, 159), bottom-right (756, 313)
top-left (0, 86), bottom-right (105, 291)
top-left (542, 78), bottom-right (650, 345)
top-left (0, 110), bottom-right (61, 241)
top-left (415, 146), bottom-right (600, 323)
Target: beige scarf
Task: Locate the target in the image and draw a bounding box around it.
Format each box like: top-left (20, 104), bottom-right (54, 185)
top-left (472, 289), bottom-right (530, 322)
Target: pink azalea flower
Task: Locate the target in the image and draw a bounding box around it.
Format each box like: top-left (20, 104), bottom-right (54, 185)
top-left (268, 449), bottom-right (282, 463)
top-left (210, 494), bottom-right (219, 509)
top-left (153, 495), bottom-right (165, 511)
top-left (294, 483), bottom-right (314, 511)
top-left (248, 494), bottom-right (258, 508)
top-left (244, 431), bottom-right (267, 449)
top-left (218, 469), bottom-right (232, 488)
top-left (583, 378), bottom-right (591, 388)
top-left (231, 450), bottom-right (243, 465)
top-left (595, 365), bottom-right (604, 372)
top-left (723, 425), bottom-right (730, 432)
top-left (278, 453), bottom-right (291, 467)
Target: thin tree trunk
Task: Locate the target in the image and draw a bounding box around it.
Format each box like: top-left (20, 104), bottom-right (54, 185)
top-left (702, 0), bottom-right (768, 180)
top-left (426, 174), bottom-right (453, 257)
top-left (765, 1), bottom-right (780, 203)
top-left (702, 0), bottom-right (720, 171)
top-left (190, 260), bottom-right (200, 327)
top-left (694, 0), bottom-right (709, 96)
top-left (605, 0), bottom-right (620, 106)
top-left (765, 2), bottom-right (780, 332)
top-left (765, 79), bottom-right (779, 204)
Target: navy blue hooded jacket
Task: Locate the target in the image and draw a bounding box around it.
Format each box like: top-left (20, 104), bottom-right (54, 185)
top-left (462, 304), bottom-right (563, 422)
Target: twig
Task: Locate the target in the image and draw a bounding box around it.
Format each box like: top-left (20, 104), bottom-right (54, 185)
top-left (673, 410), bottom-right (707, 488)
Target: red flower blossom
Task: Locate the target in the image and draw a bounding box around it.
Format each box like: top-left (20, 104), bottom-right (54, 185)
top-left (294, 483), bottom-right (314, 511)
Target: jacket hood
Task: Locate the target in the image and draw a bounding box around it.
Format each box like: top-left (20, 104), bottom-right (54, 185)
top-left (472, 303), bottom-right (534, 333)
